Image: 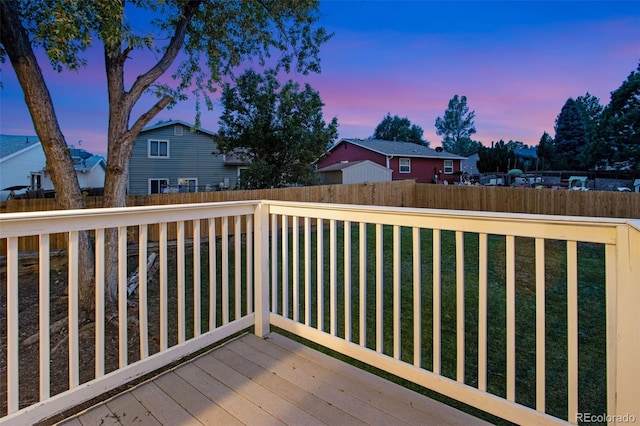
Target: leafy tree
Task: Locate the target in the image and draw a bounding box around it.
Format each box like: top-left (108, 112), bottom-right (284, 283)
top-left (214, 69), bottom-right (338, 189)
top-left (435, 95), bottom-right (477, 155)
top-left (373, 113), bottom-right (427, 146)
top-left (0, 0), bottom-right (330, 313)
top-left (536, 131), bottom-right (555, 170)
top-left (599, 62), bottom-right (640, 170)
top-left (553, 98), bottom-right (589, 170)
top-left (476, 140), bottom-right (516, 173)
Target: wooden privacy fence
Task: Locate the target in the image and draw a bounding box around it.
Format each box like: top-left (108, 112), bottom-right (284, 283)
top-left (414, 183), bottom-right (640, 217)
top-left (1, 179), bottom-right (639, 254)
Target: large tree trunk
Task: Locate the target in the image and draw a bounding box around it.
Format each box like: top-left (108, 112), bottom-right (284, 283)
top-left (1, 2), bottom-right (95, 313)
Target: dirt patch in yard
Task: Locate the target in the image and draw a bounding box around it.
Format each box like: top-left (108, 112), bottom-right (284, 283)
top-left (0, 250), bottom-right (165, 421)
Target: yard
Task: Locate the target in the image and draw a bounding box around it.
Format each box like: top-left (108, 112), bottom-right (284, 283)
top-left (0, 222), bottom-right (608, 424)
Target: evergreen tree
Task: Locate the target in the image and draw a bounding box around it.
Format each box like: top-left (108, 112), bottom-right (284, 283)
top-left (553, 98), bottom-right (589, 170)
top-left (599, 62), bottom-right (640, 170)
top-left (476, 140), bottom-right (516, 173)
top-left (435, 95), bottom-right (477, 155)
top-left (575, 92), bottom-right (604, 169)
top-left (536, 131), bottom-right (554, 170)
top-left (373, 113), bottom-right (427, 146)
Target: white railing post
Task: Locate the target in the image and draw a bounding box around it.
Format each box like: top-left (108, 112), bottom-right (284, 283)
top-left (254, 202), bottom-right (271, 337)
top-left (613, 223), bottom-right (640, 425)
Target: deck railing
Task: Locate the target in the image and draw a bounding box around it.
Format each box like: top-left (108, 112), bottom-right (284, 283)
top-left (1, 200), bottom-right (638, 425)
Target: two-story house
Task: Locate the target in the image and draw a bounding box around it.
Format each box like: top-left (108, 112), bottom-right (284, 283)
top-left (127, 120), bottom-right (246, 194)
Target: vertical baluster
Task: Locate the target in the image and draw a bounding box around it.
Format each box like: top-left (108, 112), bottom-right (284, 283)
top-left (271, 214), bottom-right (278, 313)
top-left (317, 218), bottom-right (324, 331)
top-left (359, 222), bottom-right (367, 346)
top-left (159, 222), bottom-right (168, 351)
top-left (193, 220), bottom-right (201, 336)
top-left (376, 223), bottom-right (383, 353)
top-left (393, 225), bottom-right (401, 359)
top-left (282, 215), bottom-right (289, 318)
top-left (246, 215), bottom-right (253, 315)
top-left (506, 235), bottom-right (516, 401)
top-left (293, 216), bottom-right (300, 322)
top-left (304, 217), bottom-right (311, 326)
top-left (39, 234), bottom-right (50, 400)
top-left (535, 238), bottom-right (545, 412)
top-left (222, 216), bottom-right (229, 324)
top-left (433, 229), bottom-right (441, 374)
top-left (567, 240), bottom-right (578, 421)
top-left (177, 221), bottom-right (185, 343)
top-left (138, 225), bottom-right (149, 358)
top-left (95, 229), bottom-right (105, 377)
top-left (69, 231), bottom-right (80, 386)
top-left (235, 216), bottom-right (241, 320)
top-left (413, 227), bottom-right (421, 367)
top-left (7, 237), bottom-right (19, 414)
top-left (478, 233), bottom-right (488, 391)
top-left (209, 218), bottom-right (217, 330)
top-left (117, 227), bottom-right (127, 368)
top-left (344, 220), bottom-right (352, 342)
top-left (456, 231), bottom-right (465, 383)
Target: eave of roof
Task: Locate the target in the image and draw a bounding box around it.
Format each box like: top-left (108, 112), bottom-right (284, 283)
top-left (141, 119), bottom-right (216, 137)
top-left (317, 160), bottom-right (367, 172)
top-left (0, 134), bottom-right (42, 162)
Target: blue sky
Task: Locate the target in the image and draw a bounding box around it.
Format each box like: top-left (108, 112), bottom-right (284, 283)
top-left (1, 1), bottom-right (639, 156)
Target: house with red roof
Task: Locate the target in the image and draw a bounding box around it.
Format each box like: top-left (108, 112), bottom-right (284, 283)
top-left (316, 138), bottom-right (466, 184)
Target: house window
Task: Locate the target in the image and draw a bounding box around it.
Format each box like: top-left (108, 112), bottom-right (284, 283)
top-left (30, 173), bottom-right (42, 190)
top-left (399, 158), bottom-right (411, 173)
top-left (174, 125), bottom-right (183, 136)
top-left (149, 178), bottom-right (169, 194)
top-left (148, 139), bottom-right (169, 158)
top-left (444, 160), bottom-right (454, 174)
top-left (178, 178), bottom-right (197, 193)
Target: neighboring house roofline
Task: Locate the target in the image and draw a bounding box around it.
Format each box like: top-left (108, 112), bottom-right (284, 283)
top-left (317, 159), bottom-right (389, 173)
top-left (0, 136), bottom-right (42, 163)
top-left (141, 119), bottom-right (216, 137)
top-left (330, 138), bottom-right (466, 160)
top-left (72, 157), bottom-right (106, 173)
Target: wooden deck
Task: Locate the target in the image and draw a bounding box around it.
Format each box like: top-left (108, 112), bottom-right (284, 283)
top-left (57, 333), bottom-right (491, 425)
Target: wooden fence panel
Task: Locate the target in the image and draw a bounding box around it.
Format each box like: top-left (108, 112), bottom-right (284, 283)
top-left (413, 184), bottom-right (640, 218)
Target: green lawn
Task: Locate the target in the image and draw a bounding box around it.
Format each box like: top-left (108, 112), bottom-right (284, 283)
top-left (152, 221), bottom-right (607, 425)
top-left (271, 223), bottom-right (607, 425)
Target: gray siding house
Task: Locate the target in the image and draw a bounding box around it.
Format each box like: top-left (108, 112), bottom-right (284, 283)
top-left (128, 120), bottom-right (244, 195)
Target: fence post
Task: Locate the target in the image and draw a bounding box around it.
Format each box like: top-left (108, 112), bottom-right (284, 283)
top-left (613, 222), bottom-right (640, 425)
top-left (253, 201), bottom-right (271, 337)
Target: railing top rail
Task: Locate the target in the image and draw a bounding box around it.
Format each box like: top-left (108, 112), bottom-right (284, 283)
top-left (265, 200), bottom-right (629, 244)
top-left (0, 200), bottom-right (261, 238)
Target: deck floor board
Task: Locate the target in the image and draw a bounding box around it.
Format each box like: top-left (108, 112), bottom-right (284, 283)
top-left (58, 333), bottom-right (490, 426)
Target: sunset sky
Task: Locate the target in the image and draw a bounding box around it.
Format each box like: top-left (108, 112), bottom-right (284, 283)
top-left (1, 1), bottom-right (639, 156)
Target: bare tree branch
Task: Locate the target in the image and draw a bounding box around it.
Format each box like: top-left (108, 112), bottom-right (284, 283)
top-left (127, 0), bottom-right (203, 105)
